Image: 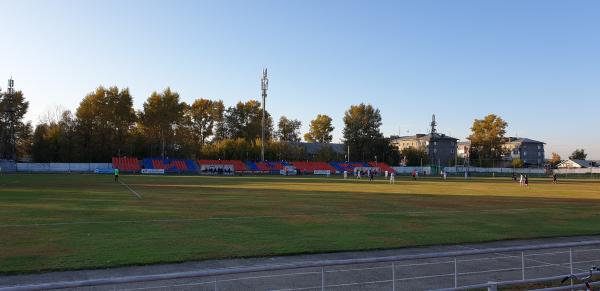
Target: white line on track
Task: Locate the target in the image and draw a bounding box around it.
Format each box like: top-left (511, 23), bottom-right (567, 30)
top-left (119, 179), bottom-right (142, 199)
top-left (0, 207), bottom-right (543, 228)
top-left (117, 280), bottom-right (214, 291)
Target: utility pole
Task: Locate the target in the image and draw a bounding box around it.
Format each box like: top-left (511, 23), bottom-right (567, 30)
top-left (347, 145), bottom-right (350, 163)
top-left (430, 114), bottom-right (437, 173)
top-left (3, 77), bottom-right (17, 161)
top-left (260, 68), bottom-right (268, 161)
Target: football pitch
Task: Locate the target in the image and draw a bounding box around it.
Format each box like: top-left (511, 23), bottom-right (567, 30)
top-left (0, 174), bottom-right (599, 274)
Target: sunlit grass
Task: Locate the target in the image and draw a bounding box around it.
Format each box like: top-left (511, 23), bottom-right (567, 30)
top-left (0, 174), bottom-right (599, 274)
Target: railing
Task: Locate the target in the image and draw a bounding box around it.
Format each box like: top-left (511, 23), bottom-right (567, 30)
top-left (2, 240), bottom-right (600, 291)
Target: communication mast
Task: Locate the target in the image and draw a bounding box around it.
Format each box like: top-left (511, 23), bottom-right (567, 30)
top-left (260, 68), bottom-right (268, 161)
top-left (2, 77), bottom-right (17, 160)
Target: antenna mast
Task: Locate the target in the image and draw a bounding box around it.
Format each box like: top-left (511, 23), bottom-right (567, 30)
top-left (260, 68), bottom-right (268, 161)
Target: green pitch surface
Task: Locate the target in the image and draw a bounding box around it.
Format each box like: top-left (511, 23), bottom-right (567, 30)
top-left (1, 174), bottom-right (599, 274)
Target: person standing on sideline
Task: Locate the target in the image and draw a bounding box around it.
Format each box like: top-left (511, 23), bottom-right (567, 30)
top-left (369, 170), bottom-right (374, 181)
top-left (524, 175), bottom-right (529, 187)
top-left (390, 172), bottom-right (395, 184)
top-left (114, 168), bottom-right (120, 182)
top-left (443, 171), bottom-right (447, 180)
top-left (412, 169), bottom-right (417, 180)
top-left (552, 173), bottom-right (558, 184)
top-left (343, 170), bottom-right (348, 179)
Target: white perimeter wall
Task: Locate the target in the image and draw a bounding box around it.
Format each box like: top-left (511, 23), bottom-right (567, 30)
top-left (16, 163), bottom-right (112, 172)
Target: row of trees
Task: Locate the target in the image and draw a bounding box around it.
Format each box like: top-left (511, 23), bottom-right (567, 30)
top-left (466, 114), bottom-right (588, 168)
top-left (4, 85), bottom-right (588, 166)
top-left (4, 86), bottom-right (399, 164)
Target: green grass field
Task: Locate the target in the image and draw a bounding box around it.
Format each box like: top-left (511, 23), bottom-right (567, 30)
top-left (1, 173), bottom-right (599, 274)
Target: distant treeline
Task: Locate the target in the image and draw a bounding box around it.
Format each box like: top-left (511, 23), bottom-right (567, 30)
top-left (1, 86), bottom-right (399, 164)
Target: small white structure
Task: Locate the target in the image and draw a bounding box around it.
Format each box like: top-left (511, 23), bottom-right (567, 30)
top-left (556, 159), bottom-right (592, 169)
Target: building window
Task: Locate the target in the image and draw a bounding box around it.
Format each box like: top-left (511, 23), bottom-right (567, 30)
top-left (538, 145), bottom-right (541, 150)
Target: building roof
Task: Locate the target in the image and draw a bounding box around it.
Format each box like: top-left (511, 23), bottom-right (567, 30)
top-left (504, 137), bottom-right (545, 144)
top-left (557, 159), bottom-right (591, 168)
top-left (288, 142), bottom-right (346, 155)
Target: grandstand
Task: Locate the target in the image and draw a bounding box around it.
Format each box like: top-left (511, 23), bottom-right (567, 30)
top-left (369, 162), bottom-right (396, 174)
top-left (290, 161), bottom-right (336, 173)
top-left (142, 158), bottom-right (197, 173)
top-left (198, 159), bottom-right (249, 172)
top-left (113, 158), bottom-right (395, 175)
top-left (112, 157), bottom-right (141, 172)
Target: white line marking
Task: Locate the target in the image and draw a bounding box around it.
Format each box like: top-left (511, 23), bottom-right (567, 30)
top-left (119, 179), bottom-right (142, 199)
top-left (117, 280), bottom-right (214, 290)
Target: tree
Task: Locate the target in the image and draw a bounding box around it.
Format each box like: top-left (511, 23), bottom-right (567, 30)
top-left (342, 103), bottom-right (384, 161)
top-left (304, 114), bottom-right (334, 143)
top-left (468, 114), bottom-right (508, 166)
top-left (548, 152), bottom-right (561, 168)
top-left (569, 149), bottom-right (587, 160)
top-left (212, 101), bottom-right (226, 141)
top-left (75, 86), bottom-right (136, 161)
top-left (138, 88), bottom-right (186, 158)
top-left (223, 100), bottom-right (273, 142)
top-left (276, 116), bottom-right (302, 142)
top-left (0, 89), bottom-right (32, 160)
top-left (189, 98), bottom-right (224, 147)
top-left (400, 146), bottom-right (428, 166)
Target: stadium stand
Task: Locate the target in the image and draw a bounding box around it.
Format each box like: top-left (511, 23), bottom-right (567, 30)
top-left (352, 162), bottom-right (370, 168)
top-left (116, 157), bottom-right (393, 175)
top-left (143, 158), bottom-right (197, 173)
top-left (198, 160), bottom-right (249, 172)
top-left (244, 161), bottom-right (260, 171)
top-left (368, 162), bottom-right (396, 174)
top-left (112, 157), bottom-right (141, 172)
top-left (291, 161), bottom-right (337, 173)
top-left (265, 161), bottom-right (284, 171)
top-left (185, 160), bottom-right (199, 171)
top-left (329, 162), bottom-right (353, 172)
top-left (254, 161), bottom-right (271, 171)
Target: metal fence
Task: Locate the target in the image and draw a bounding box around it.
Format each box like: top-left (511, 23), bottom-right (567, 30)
top-left (2, 240), bottom-right (600, 291)
top-left (554, 168), bottom-right (600, 175)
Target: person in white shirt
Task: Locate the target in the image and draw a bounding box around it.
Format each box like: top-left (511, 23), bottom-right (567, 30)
top-left (389, 172), bottom-right (395, 184)
top-left (519, 174), bottom-right (524, 186)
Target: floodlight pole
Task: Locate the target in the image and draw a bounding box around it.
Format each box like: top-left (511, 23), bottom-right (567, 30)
top-left (260, 68), bottom-right (268, 161)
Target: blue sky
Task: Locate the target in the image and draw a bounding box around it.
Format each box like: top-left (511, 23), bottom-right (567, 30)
top-left (1, 0), bottom-right (599, 159)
